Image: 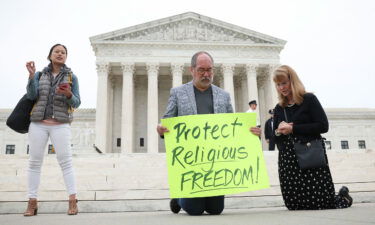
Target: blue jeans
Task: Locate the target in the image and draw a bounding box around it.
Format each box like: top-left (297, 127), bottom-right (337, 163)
top-left (178, 196), bottom-right (224, 215)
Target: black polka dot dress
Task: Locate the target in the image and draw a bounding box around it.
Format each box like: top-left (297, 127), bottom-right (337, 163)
top-left (278, 136), bottom-right (350, 210)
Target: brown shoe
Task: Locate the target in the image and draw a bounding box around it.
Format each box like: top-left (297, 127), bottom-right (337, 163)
top-left (67, 199), bottom-right (78, 215)
top-left (24, 199), bottom-right (38, 216)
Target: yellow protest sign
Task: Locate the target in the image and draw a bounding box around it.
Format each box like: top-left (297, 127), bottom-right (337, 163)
top-left (161, 113), bottom-right (269, 198)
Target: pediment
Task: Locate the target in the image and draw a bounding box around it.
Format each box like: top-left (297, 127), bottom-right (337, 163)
top-left (91, 12), bottom-right (286, 45)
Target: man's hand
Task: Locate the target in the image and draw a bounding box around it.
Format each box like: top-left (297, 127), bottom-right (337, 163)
top-left (156, 124), bottom-right (169, 136)
top-left (250, 126), bottom-right (261, 137)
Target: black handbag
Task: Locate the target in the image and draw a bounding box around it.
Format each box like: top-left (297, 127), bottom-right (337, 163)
top-left (6, 94), bottom-right (36, 134)
top-left (283, 109), bottom-right (327, 169)
top-left (6, 72), bottom-right (41, 134)
top-left (294, 139), bottom-right (327, 169)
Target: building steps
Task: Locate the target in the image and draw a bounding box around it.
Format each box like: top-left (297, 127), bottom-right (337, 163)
top-left (0, 150), bottom-right (374, 213)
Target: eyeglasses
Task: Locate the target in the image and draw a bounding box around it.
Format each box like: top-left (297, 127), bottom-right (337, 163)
top-left (195, 68), bottom-right (213, 75)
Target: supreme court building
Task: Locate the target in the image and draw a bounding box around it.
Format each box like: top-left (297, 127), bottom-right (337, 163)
top-left (0, 12), bottom-right (374, 155)
top-left (90, 12), bottom-right (286, 153)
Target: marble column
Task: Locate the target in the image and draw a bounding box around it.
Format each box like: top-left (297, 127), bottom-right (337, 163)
top-left (171, 63), bottom-right (184, 88)
top-left (234, 76), bottom-right (243, 112)
top-left (240, 74), bottom-right (248, 112)
top-left (121, 62), bottom-right (135, 154)
top-left (257, 77), bottom-right (268, 151)
top-left (222, 64), bottom-right (236, 112)
top-left (246, 64), bottom-right (260, 125)
top-left (108, 77), bottom-right (115, 152)
top-left (95, 62), bottom-right (110, 153)
top-left (267, 64), bottom-right (279, 109)
top-left (218, 76), bottom-right (224, 89)
top-left (147, 63), bottom-right (159, 153)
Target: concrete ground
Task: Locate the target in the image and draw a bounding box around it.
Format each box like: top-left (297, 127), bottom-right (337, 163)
top-left (1, 203), bottom-right (374, 225)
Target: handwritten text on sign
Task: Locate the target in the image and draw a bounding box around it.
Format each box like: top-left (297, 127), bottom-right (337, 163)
top-left (162, 113), bottom-right (270, 198)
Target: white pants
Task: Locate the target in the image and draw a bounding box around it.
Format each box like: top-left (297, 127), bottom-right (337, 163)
top-left (27, 122), bottom-right (76, 198)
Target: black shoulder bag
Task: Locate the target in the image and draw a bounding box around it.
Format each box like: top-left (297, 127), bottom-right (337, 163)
top-left (283, 109), bottom-right (327, 170)
top-left (6, 72), bottom-right (41, 133)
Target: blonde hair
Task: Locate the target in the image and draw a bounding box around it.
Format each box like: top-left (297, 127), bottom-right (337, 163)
top-left (273, 65), bottom-right (306, 107)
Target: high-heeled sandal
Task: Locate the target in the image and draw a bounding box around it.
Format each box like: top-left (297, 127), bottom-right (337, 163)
top-left (67, 199), bottom-right (78, 215)
top-left (24, 199), bottom-right (38, 216)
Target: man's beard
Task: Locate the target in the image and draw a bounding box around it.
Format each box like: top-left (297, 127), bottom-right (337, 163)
top-left (200, 77), bottom-right (212, 84)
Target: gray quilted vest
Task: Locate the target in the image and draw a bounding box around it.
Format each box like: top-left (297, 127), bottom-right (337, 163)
top-left (30, 72), bottom-right (73, 123)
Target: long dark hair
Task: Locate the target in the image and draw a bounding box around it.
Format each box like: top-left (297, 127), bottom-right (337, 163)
top-left (47, 44), bottom-right (68, 62)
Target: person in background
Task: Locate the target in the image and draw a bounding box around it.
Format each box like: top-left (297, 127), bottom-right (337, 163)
top-left (246, 100), bottom-right (260, 126)
top-left (24, 44), bottom-right (80, 216)
top-left (264, 109), bottom-right (276, 151)
top-left (246, 100), bottom-right (257, 113)
top-left (272, 65), bottom-right (352, 210)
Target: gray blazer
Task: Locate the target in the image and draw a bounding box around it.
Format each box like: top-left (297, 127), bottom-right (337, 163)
top-left (162, 81), bottom-right (233, 119)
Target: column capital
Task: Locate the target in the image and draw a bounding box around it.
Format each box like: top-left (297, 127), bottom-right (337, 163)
top-left (221, 63), bottom-right (235, 75)
top-left (146, 63), bottom-right (160, 75)
top-left (267, 64), bottom-right (280, 73)
top-left (96, 61), bottom-right (110, 74)
top-left (170, 63), bottom-right (184, 74)
top-left (121, 62), bottom-right (135, 74)
top-left (221, 63), bottom-right (236, 112)
top-left (245, 63), bottom-right (258, 74)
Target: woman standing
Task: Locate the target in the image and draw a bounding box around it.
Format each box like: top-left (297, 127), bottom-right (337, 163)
top-left (24, 44), bottom-right (80, 216)
top-left (272, 65), bottom-right (352, 210)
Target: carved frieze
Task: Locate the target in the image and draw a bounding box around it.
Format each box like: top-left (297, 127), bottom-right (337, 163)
top-left (98, 46), bottom-right (152, 57)
top-left (105, 19), bottom-right (272, 44)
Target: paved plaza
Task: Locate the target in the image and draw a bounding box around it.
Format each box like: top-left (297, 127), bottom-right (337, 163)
top-left (1, 203), bottom-right (375, 225)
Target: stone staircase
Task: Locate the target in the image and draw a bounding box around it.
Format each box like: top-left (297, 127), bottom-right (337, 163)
top-left (1, 150), bottom-right (374, 213)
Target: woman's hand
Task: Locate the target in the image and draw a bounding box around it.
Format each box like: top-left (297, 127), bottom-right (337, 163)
top-left (277, 121), bottom-right (293, 135)
top-left (250, 126), bottom-right (261, 137)
top-left (26, 61), bottom-right (36, 78)
top-left (56, 84), bottom-right (72, 98)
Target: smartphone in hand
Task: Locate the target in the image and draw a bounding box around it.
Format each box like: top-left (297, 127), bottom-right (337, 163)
top-left (59, 83), bottom-right (69, 89)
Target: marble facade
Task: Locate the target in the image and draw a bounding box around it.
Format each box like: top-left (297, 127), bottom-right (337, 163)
top-left (90, 12), bottom-right (285, 153)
